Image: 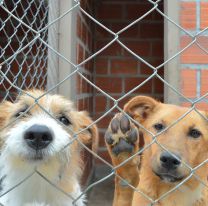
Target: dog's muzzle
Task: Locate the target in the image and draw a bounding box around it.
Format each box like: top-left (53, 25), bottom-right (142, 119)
top-left (24, 124), bottom-right (53, 150)
top-left (160, 151), bottom-right (181, 170)
top-left (153, 151), bottom-right (184, 183)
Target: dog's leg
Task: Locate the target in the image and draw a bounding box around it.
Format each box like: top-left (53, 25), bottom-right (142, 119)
top-left (193, 188), bottom-right (208, 206)
top-left (105, 113), bottom-right (140, 206)
top-left (132, 193), bottom-right (154, 206)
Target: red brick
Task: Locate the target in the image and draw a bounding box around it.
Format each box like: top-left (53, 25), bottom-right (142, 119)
top-left (158, 68), bottom-right (164, 77)
top-left (181, 102), bottom-right (208, 111)
top-left (95, 96), bottom-right (107, 112)
top-left (152, 41), bottom-right (164, 57)
top-left (96, 41), bottom-right (123, 56)
top-left (85, 31), bottom-right (89, 50)
top-left (83, 98), bottom-right (89, 111)
top-left (111, 59), bottom-right (138, 74)
top-left (80, 0), bottom-right (87, 11)
top-left (109, 95), bottom-right (133, 110)
top-left (77, 99), bottom-right (83, 110)
top-left (124, 41), bottom-right (151, 57)
top-left (77, 44), bottom-right (84, 64)
top-left (79, 97), bottom-right (93, 112)
top-left (80, 0), bottom-right (93, 15)
top-left (83, 53), bottom-right (94, 73)
top-left (95, 25), bottom-right (112, 39)
top-left (95, 77), bottom-right (122, 93)
top-left (140, 63), bottom-right (154, 75)
top-left (86, 0), bottom-right (94, 15)
top-left (88, 97), bottom-right (94, 114)
top-left (94, 114), bottom-right (113, 129)
top-left (154, 78), bottom-right (164, 94)
top-left (96, 4), bottom-right (123, 20)
top-left (196, 102), bottom-right (208, 111)
top-left (200, 2), bottom-right (208, 29)
top-left (125, 77), bottom-right (153, 93)
top-left (140, 23), bottom-right (164, 39)
top-left (181, 102), bottom-right (192, 108)
top-left (126, 4), bottom-right (152, 20)
top-left (95, 58), bottom-right (108, 74)
top-left (88, 30), bottom-right (93, 51)
top-left (76, 75), bottom-right (82, 94)
top-left (180, 2), bottom-right (196, 30)
top-left (201, 70), bottom-right (208, 96)
top-left (152, 3), bottom-right (164, 21)
top-left (181, 69), bottom-right (197, 98)
top-left (77, 74), bottom-right (93, 95)
top-left (98, 131), bottom-right (107, 147)
top-left (140, 59), bottom-right (163, 75)
top-left (181, 2), bottom-right (196, 14)
top-left (111, 23), bottom-right (139, 38)
top-left (85, 61), bottom-right (92, 73)
top-left (181, 36), bottom-right (208, 64)
top-left (81, 74), bottom-right (93, 94)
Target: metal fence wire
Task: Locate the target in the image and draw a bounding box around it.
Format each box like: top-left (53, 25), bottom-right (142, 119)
top-left (0, 0), bottom-right (208, 205)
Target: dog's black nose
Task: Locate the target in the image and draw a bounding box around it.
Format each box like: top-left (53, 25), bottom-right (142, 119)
top-left (160, 151), bottom-right (181, 170)
top-left (24, 124), bottom-right (53, 150)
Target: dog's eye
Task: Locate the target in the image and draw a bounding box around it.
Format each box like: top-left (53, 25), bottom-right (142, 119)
top-left (189, 129), bottom-right (201, 138)
top-left (59, 116), bottom-right (71, 126)
top-left (15, 107), bottom-right (29, 118)
top-left (153, 123), bottom-right (165, 131)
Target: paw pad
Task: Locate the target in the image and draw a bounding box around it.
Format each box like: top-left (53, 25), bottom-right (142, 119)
top-left (105, 113), bottom-right (138, 155)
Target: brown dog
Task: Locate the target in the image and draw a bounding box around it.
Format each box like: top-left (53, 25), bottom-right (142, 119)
top-left (105, 96), bottom-right (208, 206)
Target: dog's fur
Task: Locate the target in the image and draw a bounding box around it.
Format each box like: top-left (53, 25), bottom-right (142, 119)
top-left (24, 203), bottom-right (49, 206)
top-left (0, 90), bottom-right (98, 206)
top-left (105, 96), bottom-right (208, 206)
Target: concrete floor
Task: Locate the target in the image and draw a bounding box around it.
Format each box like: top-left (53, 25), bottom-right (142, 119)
top-left (87, 166), bottom-right (114, 206)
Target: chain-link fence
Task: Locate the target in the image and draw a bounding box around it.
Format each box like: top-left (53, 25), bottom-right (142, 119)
top-left (0, 0), bottom-right (208, 205)
top-left (0, 0), bottom-right (49, 102)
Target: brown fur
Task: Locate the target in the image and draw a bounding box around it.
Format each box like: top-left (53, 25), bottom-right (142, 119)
top-left (107, 96), bottom-right (208, 206)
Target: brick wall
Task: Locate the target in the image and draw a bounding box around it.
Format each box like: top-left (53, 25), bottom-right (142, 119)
top-left (76, 0), bottom-right (94, 113)
top-left (76, 0), bottom-right (95, 184)
top-left (92, 0), bottom-right (164, 163)
top-left (180, 1), bottom-right (208, 110)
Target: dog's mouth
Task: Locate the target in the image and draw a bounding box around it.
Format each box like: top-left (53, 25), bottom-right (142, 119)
top-left (26, 150), bottom-right (45, 161)
top-left (153, 171), bottom-right (184, 183)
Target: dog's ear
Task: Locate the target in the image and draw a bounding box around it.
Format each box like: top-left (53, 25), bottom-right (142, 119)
top-left (0, 101), bottom-right (13, 148)
top-left (75, 111), bottom-right (98, 152)
top-left (0, 101), bottom-right (13, 129)
top-left (124, 96), bottom-right (159, 122)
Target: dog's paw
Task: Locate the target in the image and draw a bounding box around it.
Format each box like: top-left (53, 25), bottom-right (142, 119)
top-left (105, 113), bottom-right (139, 156)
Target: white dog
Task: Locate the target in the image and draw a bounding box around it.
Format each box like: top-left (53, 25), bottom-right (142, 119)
top-left (0, 90), bottom-right (98, 206)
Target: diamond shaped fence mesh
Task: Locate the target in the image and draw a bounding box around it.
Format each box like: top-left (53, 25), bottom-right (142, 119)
top-left (0, 0), bottom-right (208, 205)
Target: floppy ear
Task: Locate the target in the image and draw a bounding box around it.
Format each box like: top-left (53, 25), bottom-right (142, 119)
top-left (0, 101), bottom-right (13, 149)
top-left (0, 101), bottom-right (13, 129)
top-left (123, 96), bottom-right (159, 123)
top-left (75, 111), bottom-right (98, 153)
